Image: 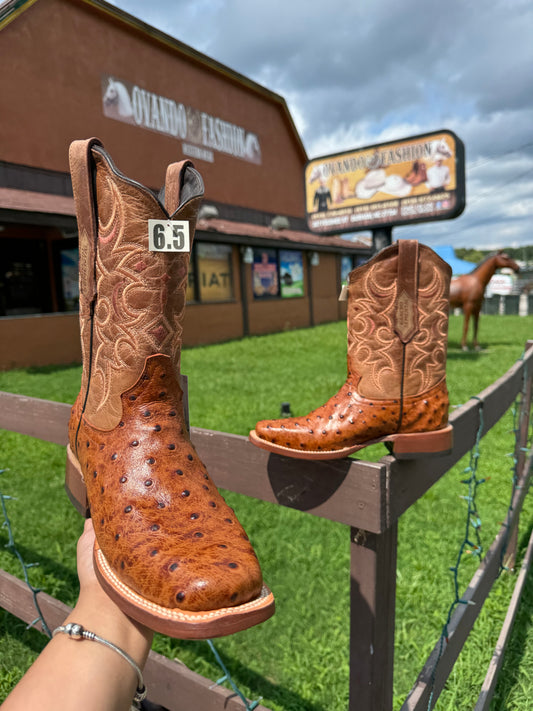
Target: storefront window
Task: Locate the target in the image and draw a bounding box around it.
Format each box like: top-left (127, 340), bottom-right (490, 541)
top-left (196, 243), bottom-right (233, 302)
top-left (341, 255), bottom-right (353, 285)
top-left (252, 248), bottom-right (279, 298)
top-left (60, 247), bottom-right (80, 311)
top-left (252, 248), bottom-right (306, 299)
top-left (279, 250), bottom-right (304, 298)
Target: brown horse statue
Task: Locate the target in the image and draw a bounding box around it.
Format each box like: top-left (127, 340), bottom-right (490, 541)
top-left (449, 251), bottom-right (520, 350)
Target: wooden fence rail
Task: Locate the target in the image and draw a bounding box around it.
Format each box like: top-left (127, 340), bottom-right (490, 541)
top-left (0, 341), bottom-right (532, 710)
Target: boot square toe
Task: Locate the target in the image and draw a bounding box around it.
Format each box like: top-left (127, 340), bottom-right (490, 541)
top-left (95, 546), bottom-right (275, 639)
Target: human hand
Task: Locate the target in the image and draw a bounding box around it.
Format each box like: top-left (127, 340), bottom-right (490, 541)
top-left (76, 518), bottom-right (100, 593)
top-left (73, 518), bottom-right (154, 653)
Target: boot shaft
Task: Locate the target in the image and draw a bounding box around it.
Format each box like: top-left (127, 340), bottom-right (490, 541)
top-left (347, 240), bottom-right (451, 400)
top-left (70, 139), bottom-right (204, 429)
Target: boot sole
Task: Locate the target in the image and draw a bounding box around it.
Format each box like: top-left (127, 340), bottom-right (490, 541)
top-left (65, 444), bottom-right (275, 638)
top-left (248, 424), bottom-right (453, 461)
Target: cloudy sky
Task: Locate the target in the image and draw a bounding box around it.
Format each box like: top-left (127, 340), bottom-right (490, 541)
top-left (108, 0), bottom-right (533, 250)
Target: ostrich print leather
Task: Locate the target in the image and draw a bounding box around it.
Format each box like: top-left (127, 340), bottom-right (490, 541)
top-left (70, 355), bottom-right (263, 611)
top-left (253, 241), bottom-right (452, 455)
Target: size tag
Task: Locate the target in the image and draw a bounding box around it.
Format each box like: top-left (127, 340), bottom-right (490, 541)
top-left (338, 284), bottom-right (349, 301)
top-left (148, 220), bottom-right (190, 253)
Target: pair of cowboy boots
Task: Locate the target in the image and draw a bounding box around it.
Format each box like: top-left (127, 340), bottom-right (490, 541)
top-left (67, 139), bottom-right (452, 640)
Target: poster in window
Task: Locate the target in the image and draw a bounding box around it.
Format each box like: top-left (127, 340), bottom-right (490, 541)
top-left (253, 249), bottom-right (279, 298)
top-left (61, 248), bottom-right (79, 311)
top-left (341, 256), bottom-right (353, 285)
top-left (279, 250), bottom-right (304, 298)
top-left (197, 243), bottom-right (233, 302)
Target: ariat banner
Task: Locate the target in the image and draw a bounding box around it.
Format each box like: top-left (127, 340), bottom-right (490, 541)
top-left (305, 130), bottom-right (465, 234)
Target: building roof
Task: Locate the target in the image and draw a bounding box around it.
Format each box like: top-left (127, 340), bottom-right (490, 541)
top-left (196, 217), bottom-right (369, 252)
top-left (0, 187), bottom-right (76, 216)
top-left (0, 187), bottom-right (368, 252)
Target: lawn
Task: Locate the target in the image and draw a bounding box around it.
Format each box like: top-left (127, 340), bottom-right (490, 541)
top-left (0, 314), bottom-right (532, 710)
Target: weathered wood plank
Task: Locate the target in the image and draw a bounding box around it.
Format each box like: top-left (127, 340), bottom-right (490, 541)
top-left (0, 567), bottom-right (69, 634)
top-left (0, 569), bottom-right (272, 711)
top-left (143, 648), bottom-right (273, 711)
top-left (0, 391), bottom-right (388, 531)
top-left (193, 428), bottom-right (388, 531)
top-left (0, 392), bottom-right (70, 446)
top-left (349, 523), bottom-right (397, 711)
top-left (505, 340), bottom-right (533, 569)
top-left (401, 445), bottom-right (533, 711)
top-left (474, 527), bottom-right (533, 711)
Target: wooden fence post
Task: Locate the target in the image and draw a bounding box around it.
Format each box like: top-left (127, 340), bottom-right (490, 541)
top-left (349, 523), bottom-right (398, 711)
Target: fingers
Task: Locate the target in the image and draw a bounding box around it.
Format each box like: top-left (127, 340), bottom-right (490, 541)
top-left (77, 518), bottom-right (98, 590)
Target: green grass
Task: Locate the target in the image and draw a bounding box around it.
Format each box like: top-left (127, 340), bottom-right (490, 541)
top-left (0, 314), bottom-right (532, 710)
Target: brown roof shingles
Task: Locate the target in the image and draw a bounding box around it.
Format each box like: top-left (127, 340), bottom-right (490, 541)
top-left (0, 188), bottom-right (76, 216)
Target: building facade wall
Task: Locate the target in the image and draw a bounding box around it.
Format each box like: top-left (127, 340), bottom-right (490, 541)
top-left (0, 0), bottom-right (369, 369)
top-left (182, 245), bottom-right (244, 346)
top-left (0, 245), bottom-right (354, 369)
top-left (0, 313), bottom-right (81, 369)
top-left (1, 0), bottom-right (306, 216)
top-left (311, 253), bottom-right (342, 325)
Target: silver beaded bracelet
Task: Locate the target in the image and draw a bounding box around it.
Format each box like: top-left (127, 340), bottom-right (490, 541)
top-left (53, 622), bottom-right (147, 703)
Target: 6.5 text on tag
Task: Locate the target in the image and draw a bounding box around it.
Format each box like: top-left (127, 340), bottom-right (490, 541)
top-left (148, 220), bottom-right (190, 252)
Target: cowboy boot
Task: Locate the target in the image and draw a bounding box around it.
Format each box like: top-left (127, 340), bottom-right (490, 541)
top-left (249, 240), bottom-right (453, 460)
top-left (66, 138), bottom-right (274, 638)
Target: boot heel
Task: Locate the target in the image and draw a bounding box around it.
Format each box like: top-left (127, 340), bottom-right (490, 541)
top-left (65, 444), bottom-right (90, 518)
top-left (390, 424), bottom-right (453, 459)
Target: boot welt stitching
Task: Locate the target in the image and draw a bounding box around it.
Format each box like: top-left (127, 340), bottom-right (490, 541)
top-left (96, 549), bottom-right (272, 620)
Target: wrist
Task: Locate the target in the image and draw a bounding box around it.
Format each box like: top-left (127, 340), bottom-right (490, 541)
top-left (67, 590), bottom-right (154, 668)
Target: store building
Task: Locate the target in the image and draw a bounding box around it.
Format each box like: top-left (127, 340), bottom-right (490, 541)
top-left (0, 0), bottom-right (370, 369)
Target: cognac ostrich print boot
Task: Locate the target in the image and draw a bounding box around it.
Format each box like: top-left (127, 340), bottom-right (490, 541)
top-left (66, 138), bottom-right (274, 638)
top-left (250, 240), bottom-right (453, 460)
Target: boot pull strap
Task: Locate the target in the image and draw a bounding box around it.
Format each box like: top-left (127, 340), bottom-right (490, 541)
top-left (69, 137), bottom-right (102, 302)
top-left (164, 160), bottom-right (195, 216)
top-left (394, 239), bottom-right (419, 343)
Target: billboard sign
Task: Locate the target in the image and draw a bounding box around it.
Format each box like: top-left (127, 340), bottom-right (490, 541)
top-left (305, 130), bottom-right (465, 234)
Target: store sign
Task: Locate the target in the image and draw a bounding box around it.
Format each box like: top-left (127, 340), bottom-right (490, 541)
top-left (101, 74), bottom-right (262, 165)
top-left (304, 130), bottom-right (465, 234)
top-left (487, 274), bottom-right (514, 296)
